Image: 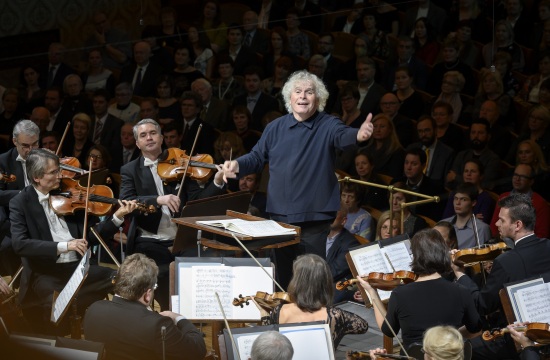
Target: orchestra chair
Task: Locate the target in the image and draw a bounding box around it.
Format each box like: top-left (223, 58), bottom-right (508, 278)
top-left (376, 174), bottom-right (393, 186)
top-left (353, 234), bottom-right (369, 245)
top-left (417, 214), bottom-right (436, 229)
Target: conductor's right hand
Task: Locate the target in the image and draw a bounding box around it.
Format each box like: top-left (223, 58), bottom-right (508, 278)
top-left (157, 194), bottom-right (181, 213)
top-left (222, 160), bottom-right (239, 183)
top-left (68, 239), bottom-right (88, 256)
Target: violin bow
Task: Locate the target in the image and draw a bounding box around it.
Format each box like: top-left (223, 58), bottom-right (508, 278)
top-left (384, 253), bottom-right (396, 272)
top-left (176, 124), bottom-right (203, 215)
top-left (82, 158), bottom-right (94, 242)
top-left (231, 233), bottom-right (285, 292)
top-left (471, 214), bottom-right (487, 285)
top-left (215, 291), bottom-right (242, 360)
top-left (56, 121), bottom-right (71, 156)
top-left (90, 227), bottom-right (121, 268)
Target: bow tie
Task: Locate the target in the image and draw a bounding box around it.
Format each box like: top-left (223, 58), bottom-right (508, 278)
top-left (143, 158), bottom-right (158, 167)
top-left (16, 155), bottom-right (25, 163)
top-left (37, 192), bottom-right (50, 203)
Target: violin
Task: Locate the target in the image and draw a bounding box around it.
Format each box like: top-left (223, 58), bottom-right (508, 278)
top-left (157, 148), bottom-right (218, 182)
top-left (59, 157), bottom-right (87, 178)
top-left (232, 291), bottom-right (291, 312)
top-left (346, 350), bottom-right (415, 360)
top-left (0, 172), bottom-right (16, 183)
top-left (482, 323), bottom-right (550, 345)
top-left (452, 242), bottom-right (508, 266)
top-left (336, 271), bottom-right (417, 292)
top-left (50, 178), bottom-right (156, 216)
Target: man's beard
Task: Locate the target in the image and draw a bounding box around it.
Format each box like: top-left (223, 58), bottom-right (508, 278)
top-left (470, 139), bottom-right (487, 151)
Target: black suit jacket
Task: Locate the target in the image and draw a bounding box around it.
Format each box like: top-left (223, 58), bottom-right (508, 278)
top-left (233, 93), bottom-right (279, 131)
top-left (84, 296), bottom-right (206, 360)
top-left (244, 29), bottom-right (270, 54)
top-left (9, 186), bottom-right (119, 304)
top-left (327, 228), bottom-right (360, 282)
top-left (119, 156), bottom-right (225, 253)
top-left (203, 97), bottom-right (229, 131)
top-left (0, 148), bottom-right (27, 223)
top-left (40, 62), bottom-right (76, 89)
top-left (93, 114), bottom-right (124, 172)
top-left (458, 234), bottom-right (550, 316)
top-left (179, 118), bottom-right (217, 155)
top-left (119, 62), bottom-right (165, 97)
top-left (111, 147), bottom-right (140, 175)
top-left (407, 140), bottom-right (455, 183)
top-left (217, 47), bottom-right (258, 77)
top-left (331, 16), bottom-right (363, 34)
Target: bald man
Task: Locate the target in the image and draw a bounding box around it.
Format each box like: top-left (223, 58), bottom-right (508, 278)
top-left (30, 107), bottom-right (50, 133)
top-left (191, 78), bottom-right (229, 130)
top-left (379, 93), bottom-right (417, 147)
top-left (119, 41), bottom-right (164, 97)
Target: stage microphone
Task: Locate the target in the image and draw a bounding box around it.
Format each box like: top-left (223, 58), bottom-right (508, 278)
top-left (161, 326), bottom-right (166, 360)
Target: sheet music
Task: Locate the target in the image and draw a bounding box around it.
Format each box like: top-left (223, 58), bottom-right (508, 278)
top-left (516, 283), bottom-right (550, 323)
top-left (236, 334), bottom-right (261, 360)
top-left (280, 324), bottom-right (334, 360)
top-left (350, 244), bottom-right (391, 301)
top-left (191, 266), bottom-right (234, 319)
top-left (381, 241), bottom-right (413, 271)
top-left (51, 250), bottom-right (90, 323)
top-left (506, 277), bottom-right (545, 322)
top-left (196, 218), bottom-right (296, 237)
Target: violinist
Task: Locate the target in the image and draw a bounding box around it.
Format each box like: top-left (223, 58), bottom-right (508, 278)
top-left (119, 119), bottom-right (225, 310)
top-left (9, 148), bottom-right (138, 334)
top-left (508, 324), bottom-right (543, 360)
top-left (358, 229), bottom-right (481, 350)
top-left (253, 254), bottom-right (368, 349)
top-left (0, 120), bottom-right (40, 279)
top-left (452, 194), bottom-right (550, 360)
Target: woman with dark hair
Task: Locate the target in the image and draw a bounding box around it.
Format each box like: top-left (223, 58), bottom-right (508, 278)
top-left (155, 75), bottom-right (181, 124)
top-left (367, 0), bottom-right (398, 37)
top-left (354, 150), bottom-right (388, 210)
top-left (340, 182), bottom-right (373, 241)
top-left (432, 101), bottom-right (466, 152)
top-left (171, 45), bottom-right (205, 97)
top-left (187, 25), bottom-right (214, 79)
top-left (157, 7), bottom-right (185, 48)
top-left (231, 105), bottom-right (261, 152)
top-left (263, 27), bottom-right (294, 79)
top-left (358, 228), bottom-right (481, 349)
top-left (199, 0), bottom-right (226, 53)
top-left (339, 85), bottom-right (364, 128)
top-left (434, 221), bottom-right (458, 250)
top-left (62, 113), bottom-right (94, 167)
top-left (413, 17), bottom-right (440, 66)
top-left (358, 10), bottom-right (390, 60)
top-left (255, 254), bottom-right (368, 348)
top-left (19, 65), bottom-right (45, 114)
top-left (212, 55), bottom-right (244, 103)
top-left (393, 66), bottom-right (424, 120)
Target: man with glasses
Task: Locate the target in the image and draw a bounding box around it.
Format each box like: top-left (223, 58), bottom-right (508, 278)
top-left (379, 92), bottom-right (416, 148)
top-left (489, 163), bottom-right (550, 239)
top-left (9, 148), bottom-right (137, 334)
top-left (84, 253), bottom-right (206, 360)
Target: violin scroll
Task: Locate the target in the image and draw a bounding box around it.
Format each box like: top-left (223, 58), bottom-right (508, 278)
top-left (232, 294), bottom-right (251, 308)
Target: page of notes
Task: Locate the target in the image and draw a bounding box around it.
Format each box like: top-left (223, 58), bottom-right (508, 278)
top-left (381, 241), bottom-right (413, 272)
top-left (52, 250), bottom-right (90, 323)
top-left (191, 266), bottom-right (233, 319)
top-left (516, 282), bottom-right (550, 323)
top-left (350, 245), bottom-right (391, 301)
top-left (236, 334), bottom-right (261, 360)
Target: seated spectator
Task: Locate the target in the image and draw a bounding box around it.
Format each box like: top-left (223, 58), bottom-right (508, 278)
top-left (518, 51), bottom-right (550, 104)
top-left (139, 98), bottom-right (159, 123)
top-left (435, 71), bottom-right (466, 123)
top-left (212, 55), bottom-right (244, 104)
top-left (216, 24), bottom-right (258, 77)
top-left (402, 0), bottom-right (448, 39)
top-left (391, 186), bottom-right (429, 238)
top-left (499, 0), bottom-right (531, 47)
top-left (285, 8), bottom-right (311, 60)
top-left (155, 75), bottom-right (181, 126)
top-left (62, 74), bottom-right (93, 116)
top-left (432, 101), bottom-right (467, 152)
top-left (41, 42), bottom-right (76, 89)
top-left (393, 66), bottom-right (425, 120)
top-left (141, 28), bottom-right (175, 73)
top-left (156, 6), bottom-right (185, 48)
top-left (119, 41), bottom-right (165, 98)
top-left (62, 112), bottom-right (94, 167)
top-left (331, 5), bottom-right (363, 34)
top-left (507, 140), bottom-right (550, 201)
top-left (0, 89), bottom-right (22, 148)
top-left (482, 20), bottom-right (525, 71)
top-left (40, 130), bottom-right (60, 152)
top-left (434, 221), bottom-right (459, 250)
top-left (429, 36), bottom-right (476, 96)
top-left (242, 11), bottom-right (270, 54)
top-left (375, 210), bottom-right (401, 241)
top-left (338, 85), bottom-right (365, 128)
top-left (338, 37), bottom-right (370, 85)
top-left (493, 51), bottom-right (520, 97)
top-left (307, 55), bottom-right (339, 114)
top-left (84, 11), bottom-right (131, 69)
top-left (231, 105), bottom-right (261, 152)
top-left (489, 163), bottom-right (550, 239)
top-left (360, 113), bottom-right (405, 178)
top-left (455, 20), bottom-right (481, 68)
top-left (531, 0), bottom-right (550, 50)
top-left (443, 159), bottom-right (495, 224)
top-left (354, 150), bottom-right (388, 210)
top-left (358, 10), bottom-right (390, 60)
top-left (412, 17), bottom-right (440, 66)
top-left (384, 36), bottom-right (428, 92)
top-left (370, 0), bottom-right (399, 37)
top-left (378, 93), bottom-right (417, 148)
top-left (188, 25), bottom-right (214, 79)
top-left (473, 69), bottom-right (514, 123)
top-left (86, 144), bottom-right (118, 196)
top-left (263, 27), bottom-right (295, 79)
top-left (315, 33), bottom-right (343, 89)
top-left (171, 45), bottom-right (204, 97)
top-left (478, 100), bottom-right (515, 159)
top-left (239, 172), bottom-right (267, 218)
top-left (292, 0), bottom-right (323, 34)
top-left (80, 49), bottom-right (115, 96)
top-left (506, 105), bottom-right (550, 164)
top-left (108, 83), bottom-right (140, 124)
top-left (192, 78), bottom-right (230, 131)
top-left (214, 131), bottom-right (246, 164)
top-left (446, 119), bottom-right (501, 190)
top-left (261, 56), bottom-right (292, 113)
top-left (200, 0), bottom-right (227, 53)
top-left (340, 182), bottom-right (373, 241)
top-left (19, 65), bottom-right (45, 116)
top-left (447, 0), bottom-right (489, 43)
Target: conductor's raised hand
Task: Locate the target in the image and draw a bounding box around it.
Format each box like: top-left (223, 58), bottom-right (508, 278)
top-left (357, 113), bottom-right (374, 142)
top-left (157, 194), bottom-right (181, 213)
top-left (68, 239), bottom-right (88, 256)
top-left (222, 160), bottom-right (239, 183)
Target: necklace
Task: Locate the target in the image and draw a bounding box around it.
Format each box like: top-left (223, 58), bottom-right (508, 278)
top-left (218, 77), bottom-right (234, 100)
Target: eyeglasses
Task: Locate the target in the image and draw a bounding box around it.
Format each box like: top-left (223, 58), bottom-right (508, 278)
top-left (45, 168), bottom-right (62, 176)
top-left (88, 154), bottom-right (103, 159)
top-left (513, 173), bottom-right (532, 180)
top-left (16, 140), bottom-right (39, 150)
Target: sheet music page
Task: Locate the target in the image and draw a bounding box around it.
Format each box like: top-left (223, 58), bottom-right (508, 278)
top-left (280, 324), bottom-right (334, 360)
top-left (52, 250), bottom-right (90, 322)
top-left (506, 277), bottom-right (545, 322)
top-left (196, 218), bottom-right (296, 237)
top-left (350, 244), bottom-right (392, 301)
top-left (515, 283), bottom-right (550, 323)
top-left (231, 267), bottom-right (274, 320)
top-left (178, 262), bottom-right (224, 316)
top-left (381, 241), bottom-right (413, 271)
top-left (235, 334), bottom-right (261, 360)
top-left (191, 266), bottom-right (233, 319)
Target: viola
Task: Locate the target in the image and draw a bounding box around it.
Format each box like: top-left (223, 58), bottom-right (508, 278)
top-left (157, 148), bottom-right (218, 182)
top-left (59, 157), bottom-right (87, 178)
top-left (232, 291), bottom-right (291, 312)
top-left (0, 172), bottom-right (16, 183)
top-left (346, 350), bottom-right (415, 360)
top-left (336, 271), bottom-right (417, 291)
top-left (482, 323), bottom-right (550, 345)
top-left (453, 243), bottom-right (508, 266)
top-left (50, 178), bottom-right (156, 216)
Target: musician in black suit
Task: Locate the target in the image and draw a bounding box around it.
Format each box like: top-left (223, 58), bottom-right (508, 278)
top-left (10, 148), bottom-right (137, 333)
top-left (119, 119), bottom-right (226, 310)
top-left (0, 120), bottom-right (40, 277)
top-left (454, 194), bottom-right (550, 360)
top-left (119, 41), bottom-right (165, 98)
top-left (326, 209), bottom-right (360, 303)
top-left (84, 253), bottom-right (206, 360)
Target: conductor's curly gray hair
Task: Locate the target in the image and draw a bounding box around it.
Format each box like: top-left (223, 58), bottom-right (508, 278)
top-left (281, 70), bottom-right (329, 114)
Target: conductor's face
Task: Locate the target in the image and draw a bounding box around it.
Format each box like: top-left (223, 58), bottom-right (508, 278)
top-left (136, 123), bottom-right (162, 156)
top-left (290, 81), bottom-right (318, 121)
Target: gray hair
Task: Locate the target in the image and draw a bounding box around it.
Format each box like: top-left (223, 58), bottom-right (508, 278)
top-left (26, 148), bottom-right (59, 186)
top-left (309, 54), bottom-right (327, 70)
top-left (116, 82), bottom-right (133, 94)
top-left (281, 70), bottom-right (329, 113)
top-left (191, 78), bottom-right (212, 91)
top-left (13, 119), bottom-right (40, 140)
top-left (133, 118), bottom-right (161, 140)
top-left (250, 331), bottom-right (293, 360)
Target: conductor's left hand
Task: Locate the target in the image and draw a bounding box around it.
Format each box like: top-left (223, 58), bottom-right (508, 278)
top-left (357, 113), bottom-right (374, 142)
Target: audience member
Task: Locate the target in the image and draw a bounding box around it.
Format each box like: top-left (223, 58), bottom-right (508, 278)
top-left (155, 76), bottom-right (180, 126)
top-left (171, 45), bottom-right (205, 97)
top-left (231, 105), bottom-right (261, 152)
top-left (432, 101), bottom-right (466, 152)
top-left (285, 8), bottom-right (311, 60)
top-left (429, 37), bottom-right (475, 96)
top-left (187, 25), bottom-right (215, 80)
top-left (393, 66), bottom-right (425, 120)
top-left (482, 20), bottom-right (525, 72)
top-left (192, 78), bottom-right (229, 130)
top-left (212, 55), bottom-right (244, 104)
top-left (353, 150), bottom-right (388, 210)
top-left (19, 65), bottom-right (45, 115)
top-left (40, 42), bottom-right (76, 89)
top-left (242, 10), bottom-right (270, 54)
top-left (358, 10), bottom-right (390, 60)
top-left (119, 41), bottom-right (164, 98)
top-left (340, 182), bottom-right (372, 241)
top-left (200, 0), bottom-right (227, 53)
top-left (435, 71), bottom-right (466, 124)
top-left (178, 91), bottom-right (217, 155)
top-left (412, 17), bottom-right (440, 66)
top-left (390, 182), bottom-right (429, 237)
top-left (84, 11), bottom-right (131, 69)
top-left (385, 36), bottom-right (428, 92)
top-left (80, 49), bottom-right (115, 96)
top-left (108, 83), bottom-right (140, 124)
top-left (378, 92), bottom-right (417, 148)
top-left (217, 24), bottom-right (258, 77)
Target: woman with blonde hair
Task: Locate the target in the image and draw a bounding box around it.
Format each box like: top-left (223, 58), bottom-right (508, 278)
top-left (435, 71), bottom-right (465, 123)
top-left (375, 210), bottom-right (401, 241)
top-left (422, 326), bottom-right (464, 360)
top-left (62, 112), bottom-right (94, 166)
top-left (361, 114), bottom-right (405, 178)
